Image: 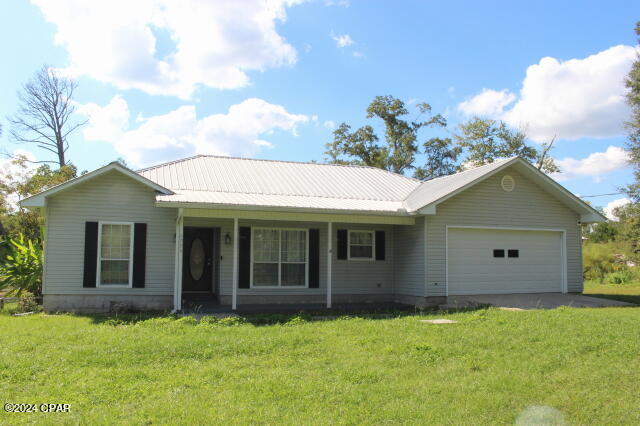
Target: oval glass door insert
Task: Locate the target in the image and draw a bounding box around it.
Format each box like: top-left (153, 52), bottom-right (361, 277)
top-left (190, 238), bottom-right (205, 281)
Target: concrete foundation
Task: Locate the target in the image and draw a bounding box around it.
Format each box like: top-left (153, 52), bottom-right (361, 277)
top-left (395, 294), bottom-right (446, 308)
top-left (219, 293), bottom-right (395, 305)
top-left (43, 294), bottom-right (173, 313)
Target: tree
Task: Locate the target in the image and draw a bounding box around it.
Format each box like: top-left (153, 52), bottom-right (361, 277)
top-left (454, 117), bottom-right (559, 173)
top-left (325, 96), bottom-right (447, 176)
top-left (613, 203), bottom-right (640, 257)
top-left (624, 22), bottom-right (640, 201)
top-left (414, 137), bottom-right (462, 180)
top-left (0, 157), bottom-right (77, 240)
top-left (8, 66), bottom-right (86, 168)
top-left (586, 221), bottom-right (618, 243)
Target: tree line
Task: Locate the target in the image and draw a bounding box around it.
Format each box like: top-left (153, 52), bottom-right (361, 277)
top-left (325, 96), bottom-right (559, 180)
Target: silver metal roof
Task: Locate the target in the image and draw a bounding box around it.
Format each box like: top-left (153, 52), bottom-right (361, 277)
top-left (156, 190), bottom-right (405, 213)
top-left (133, 154), bottom-right (602, 221)
top-left (139, 155), bottom-right (421, 203)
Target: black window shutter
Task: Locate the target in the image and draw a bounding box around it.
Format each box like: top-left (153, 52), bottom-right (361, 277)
top-left (238, 227), bottom-right (251, 288)
top-left (308, 229), bottom-right (320, 288)
top-left (375, 230), bottom-right (386, 261)
top-left (132, 223), bottom-right (147, 288)
top-left (337, 229), bottom-right (348, 260)
top-left (83, 222), bottom-right (99, 288)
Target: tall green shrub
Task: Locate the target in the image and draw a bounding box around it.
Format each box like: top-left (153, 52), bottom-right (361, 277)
top-left (583, 243), bottom-right (619, 283)
top-left (0, 233), bottom-right (43, 296)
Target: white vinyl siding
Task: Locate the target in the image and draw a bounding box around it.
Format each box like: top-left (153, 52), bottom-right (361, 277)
top-left (393, 217), bottom-right (425, 297)
top-left (426, 167), bottom-right (582, 296)
top-left (44, 170), bottom-right (176, 296)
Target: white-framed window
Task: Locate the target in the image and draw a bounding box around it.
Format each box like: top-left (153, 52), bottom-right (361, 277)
top-left (97, 222), bottom-right (134, 287)
top-left (348, 230), bottom-right (375, 260)
top-left (251, 227), bottom-right (308, 288)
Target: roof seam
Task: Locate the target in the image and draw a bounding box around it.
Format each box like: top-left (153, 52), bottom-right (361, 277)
top-left (137, 154), bottom-right (420, 183)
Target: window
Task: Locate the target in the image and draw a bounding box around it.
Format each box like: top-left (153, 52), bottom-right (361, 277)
top-left (508, 249), bottom-right (519, 258)
top-left (349, 230), bottom-right (374, 260)
top-left (98, 223), bottom-right (133, 286)
top-left (252, 228), bottom-right (307, 287)
top-left (493, 249), bottom-right (505, 258)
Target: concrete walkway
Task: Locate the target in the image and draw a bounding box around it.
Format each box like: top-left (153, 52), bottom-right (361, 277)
top-left (445, 293), bottom-right (636, 310)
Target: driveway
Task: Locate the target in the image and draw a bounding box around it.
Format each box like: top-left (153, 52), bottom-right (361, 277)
top-left (445, 293), bottom-right (636, 310)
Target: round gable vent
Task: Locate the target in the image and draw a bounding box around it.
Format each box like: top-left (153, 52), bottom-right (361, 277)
top-left (501, 175), bottom-right (515, 192)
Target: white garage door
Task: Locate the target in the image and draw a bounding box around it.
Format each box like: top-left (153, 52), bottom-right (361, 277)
top-left (447, 228), bottom-right (563, 295)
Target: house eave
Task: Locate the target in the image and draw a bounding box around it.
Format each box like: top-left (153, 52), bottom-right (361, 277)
top-left (155, 200), bottom-right (414, 216)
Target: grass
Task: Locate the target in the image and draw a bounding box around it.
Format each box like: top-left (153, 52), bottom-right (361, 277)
top-left (1, 307), bottom-right (639, 424)
top-left (583, 280), bottom-right (640, 304)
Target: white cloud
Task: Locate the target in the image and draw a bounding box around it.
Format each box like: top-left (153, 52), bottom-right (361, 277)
top-left (553, 146), bottom-right (629, 182)
top-left (32, 0), bottom-right (304, 99)
top-left (458, 88), bottom-right (516, 117)
top-left (323, 120), bottom-right (336, 129)
top-left (77, 95), bottom-right (130, 142)
top-left (604, 197), bottom-right (632, 221)
top-left (331, 32), bottom-right (355, 48)
top-left (324, 0), bottom-right (349, 6)
top-left (79, 97), bottom-right (310, 167)
top-left (458, 45), bottom-right (637, 142)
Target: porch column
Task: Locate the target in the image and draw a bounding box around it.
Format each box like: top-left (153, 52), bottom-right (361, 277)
top-left (327, 221), bottom-right (332, 308)
top-left (173, 208), bottom-right (184, 312)
top-left (232, 217), bottom-right (239, 310)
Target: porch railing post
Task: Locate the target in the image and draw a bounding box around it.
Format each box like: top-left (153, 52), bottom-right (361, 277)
top-left (174, 208), bottom-right (184, 312)
top-left (232, 217), bottom-right (239, 310)
top-left (327, 221), bottom-right (332, 308)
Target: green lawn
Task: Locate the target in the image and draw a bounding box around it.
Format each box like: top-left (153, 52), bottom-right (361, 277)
top-left (584, 280), bottom-right (640, 304)
top-left (1, 307), bottom-right (639, 424)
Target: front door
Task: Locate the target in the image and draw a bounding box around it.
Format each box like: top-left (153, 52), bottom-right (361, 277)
top-left (183, 227), bottom-right (214, 292)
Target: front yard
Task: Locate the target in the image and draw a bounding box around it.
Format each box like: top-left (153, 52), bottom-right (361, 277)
top-left (584, 280), bottom-right (640, 304)
top-left (2, 306), bottom-right (639, 424)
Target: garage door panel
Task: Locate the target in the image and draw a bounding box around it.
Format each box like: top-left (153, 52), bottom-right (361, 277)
top-left (448, 228), bottom-right (562, 295)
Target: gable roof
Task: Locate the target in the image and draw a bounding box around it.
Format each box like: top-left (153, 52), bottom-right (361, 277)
top-left (20, 154), bottom-right (605, 222)
top-left (405, 157), bottom-right (605, 222)
top-left (20, 162), bottom-right (173, 208)
top-left (138, 155), bottom-right (420, 202)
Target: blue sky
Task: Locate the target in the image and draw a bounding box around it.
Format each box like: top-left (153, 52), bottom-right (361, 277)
top-left (1, 0), bottom-right (638, 216)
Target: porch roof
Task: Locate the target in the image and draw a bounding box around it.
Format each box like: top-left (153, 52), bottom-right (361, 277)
top-left (156, 190), bottom-right (406, 213)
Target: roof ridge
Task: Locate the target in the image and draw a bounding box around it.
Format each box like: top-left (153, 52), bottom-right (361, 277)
top-left (168, 187), bottom-right (406, 203)
top-left (404, 157), bottom-right (518, 201)
top-left (137, 153), bottom-right (421, 183)
top-left (136, 154), bottom-right (206, 173)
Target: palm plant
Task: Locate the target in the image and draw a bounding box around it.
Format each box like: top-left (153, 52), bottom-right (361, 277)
top-left (0, 233), bottom-right (43, 296)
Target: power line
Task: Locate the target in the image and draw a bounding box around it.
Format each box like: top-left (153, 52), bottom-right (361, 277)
top-left (579, 192), bottom-right (625, 198)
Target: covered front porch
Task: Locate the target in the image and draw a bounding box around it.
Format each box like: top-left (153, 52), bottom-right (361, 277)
top-left (170, 206), bottom-right (421, 312)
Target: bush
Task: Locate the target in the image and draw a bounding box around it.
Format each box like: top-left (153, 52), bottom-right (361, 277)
top-left (0, 234), bottom-right (43, 296)
top-left (15, 294), bottom-right (43, 314)
top-left (217, 316), bottom-right (247, 327)
top-left (605, 269), bottom-right (636, 285)
top-left (583, 243), bottom-right (620, 283)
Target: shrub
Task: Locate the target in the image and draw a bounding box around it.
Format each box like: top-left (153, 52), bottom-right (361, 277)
top-left (583, 243), bottom-right (619, 283)
top-left (199, 316), bottom-right (219, 325)
top-left (15, 294), bottom-right (43, 314)
top-left (605, 269), bottom-right (636, 285)
top-left (175, 316), bottom-right (197, 326)
top-left (0, 234), bottom-right (43, 296)
top-left (217, 316), bottom-right (247, 327)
